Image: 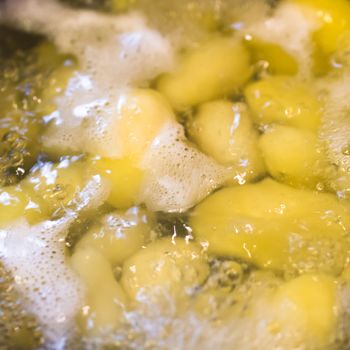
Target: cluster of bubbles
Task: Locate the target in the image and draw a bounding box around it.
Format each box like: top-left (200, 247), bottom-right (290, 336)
top-left (0, 262), bottom-right (42, 350)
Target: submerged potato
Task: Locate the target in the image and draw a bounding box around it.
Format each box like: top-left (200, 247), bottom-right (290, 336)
top-left (71, 246), bottom-right (127, 334)
top-left (157, 37), bottom-right (251, 109)
top-left (191, 178), bottom-right (350, 274)
top-left (121, 237), bottom-right (209, 302)
top-left (76, 207), bottom-right (152, 266)
top-left (189, 101), bottom-right (265, 184)
top-left (259, 125), bottom-right (324, 188)
top-left (244, 76), bottom-right (321, 131)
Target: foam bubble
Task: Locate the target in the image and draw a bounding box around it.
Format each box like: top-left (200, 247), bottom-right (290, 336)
top-left (318, 73), bottom-right (350, 154)
top-left (42, 73), bottom-right (119, 157)
top-left (0, 175), bottom-right (110, 348)
top-left (139, 124), bottom-right (230, 212)
top-left (2, 0), bottom-right (174, 87)
top-left (0, 217), bottom-right (81, 349)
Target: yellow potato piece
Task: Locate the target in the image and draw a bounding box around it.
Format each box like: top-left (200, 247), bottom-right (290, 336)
top-left (198, 271), bottom-right (337, 348)
top-left (71, 246), bottom-right (127, 334)
top-left (272, 274), bottom-right (337, 347)
top-left (293, 0), bottom-right (350, 54)
top-left (191, 178), bottom-right (350, 274)
top-left (245, 37), bottom-right (299, 75)
top-left (76, 207), bottom-right (152, 267)
top-left (121, 237), bottom-right (209, 301)
top-left (189, 101), bottom-right (265, 184)
top-left (157, 37), bottom-right (252, 109)
top-left (22, 158), bottom-right (86, 217)
top-left (115, 89), bottom-right (175, 161)
top-left (34, 41), bottom-right (77, 115)
top-left (244, 76), bottom-right (321, 131)
top-left (0, 185), bottom-right (46, 226)
top-left (89, 157), bottom-right (143, 209)
top-left (259, 125), bottom-right (324, 188)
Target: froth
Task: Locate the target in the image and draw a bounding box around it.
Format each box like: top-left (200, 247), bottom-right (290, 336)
top-left (42, 75), bottom-right (124, 158)
top-left (139, 124), bottom-right (230, 212)
top-left (2, 0), bottom-right (174, 87)
top-left (316, 72), bottom-right (350, 194)
top-left (0, 175), bottom-right (110, 348)
top-left (0, 217), bottom-right (81, 349)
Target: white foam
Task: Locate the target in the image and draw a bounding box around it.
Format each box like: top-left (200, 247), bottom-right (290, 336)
top-left (139, 124), bottom-right (230, 212)
top-left (2, 0), bottom-right (174, 87)
top-left (0, 175), bottom-right (110, 348)
top-left (42, 74), bottom-right (125, 158)
top-left (244, 2), bottom-right (320, 76)
top-left (0, 217), bottom-right (80, 349)
top-left (71, 174), bottom-right (111, 214)
top-left (316, 72), bottom-right (350, 194)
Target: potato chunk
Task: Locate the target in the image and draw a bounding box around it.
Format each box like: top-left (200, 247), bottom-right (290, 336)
top-left (236, 274), bottom-right (338, 348)
top-left (245, 38), bottom-right (298, 75)
top-left (194, 271), bottom-right (338, 349)
top-left (271, 274), bottom-right (337, 347)
top-left (114, 89), bottom-right (176, 161)
top-left (121, 237), bottom-right (209, 302)
top-left (71, 246), bottom-right (127, 334)
top-left (157, 37), bottom-right (251, 109)
top-left (89, 157), bottom-right (143, 209)
top-left (244, 76), bottom-right (321, 131)
top-left (76, 207), bottom-right (152, 267)
top-left (189, 101), bottom-right (265, 184)
top-left (293, 0), bottom-right (350, 54)
top-left (22, 158), bottom-right (86, 217)
top-left (259, 125), bottom-right (324, 188)
top-left (191, 178), bottom-right (350, 274)
top-left (36, 42), bottom-right (77, 115)
top-left (0, 185), bottom-right (45, 226)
